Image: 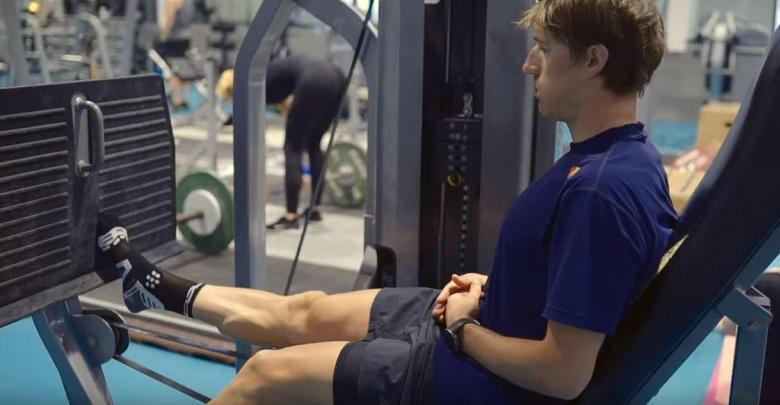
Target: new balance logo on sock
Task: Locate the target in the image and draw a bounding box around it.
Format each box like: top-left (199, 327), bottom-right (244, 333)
top-left (116, 259), bottom-right (132, 279)
top-left (124, 280), bottom-right (165, 312)
top-left (98, 226), bottom-right (128, 251)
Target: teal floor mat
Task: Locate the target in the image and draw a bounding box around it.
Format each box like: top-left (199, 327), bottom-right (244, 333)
top-left (0, 317), bottom-right (234, 404)
top-left (1, 316), bottom-right (726, 404)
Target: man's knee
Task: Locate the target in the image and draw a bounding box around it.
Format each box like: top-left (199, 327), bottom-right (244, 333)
top-left (245, 350), bottom-right (286, 381)
top-left (289, 290), bottom-right (328, 330)
top-left (242, 348), bottom-right (310, 391)
top-left (291, 290), bottom-right (327, 313)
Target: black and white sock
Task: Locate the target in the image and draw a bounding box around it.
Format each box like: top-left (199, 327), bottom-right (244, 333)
top-left (97, 214), bottom-right (205, 317)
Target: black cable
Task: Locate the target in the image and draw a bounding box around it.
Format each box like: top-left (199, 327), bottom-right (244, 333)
top-left (109, 321), bottom-right (252, 360)
top-left (436, 181), bottom-right (447, 288)
top-left (114, 354), bottom-right (212, 403)
top-left (284, 0), bottom-right (376, 295)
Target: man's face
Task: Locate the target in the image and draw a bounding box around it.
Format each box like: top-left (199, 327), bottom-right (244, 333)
top-left (522, 30), bottom-right (584, 121)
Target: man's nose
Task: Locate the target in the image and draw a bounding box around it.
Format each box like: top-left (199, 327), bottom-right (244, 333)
top-left (522, 59), bottom-right (539, 77)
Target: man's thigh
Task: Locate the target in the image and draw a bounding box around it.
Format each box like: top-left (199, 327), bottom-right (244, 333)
top-left (307, 289), bottom-right (382, 342)
top-left (308, 288), bottom-right (440, 343)
top-left (213, 341), bottom-right (349, 405)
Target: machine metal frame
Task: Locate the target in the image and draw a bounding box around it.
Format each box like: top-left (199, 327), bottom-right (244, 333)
top-left (232, 0), bottom-right (550, 292)
top-left (0, 0), bottom-right (31, 85)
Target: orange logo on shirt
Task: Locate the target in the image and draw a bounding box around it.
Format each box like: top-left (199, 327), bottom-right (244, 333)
top-left (567, 166), bottom-right (581, 179)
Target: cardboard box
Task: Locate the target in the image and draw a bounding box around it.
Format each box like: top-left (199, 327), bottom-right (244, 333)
top-left (665, 140), bottom-right (722, 212)
top-left (697, 102), bottom-right (740, 148)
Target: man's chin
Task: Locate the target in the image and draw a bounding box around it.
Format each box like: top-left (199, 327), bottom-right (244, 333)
top-left (537, 102), bottom-right (552, 119)
top-left (536, 102), bottom-right (562, 121)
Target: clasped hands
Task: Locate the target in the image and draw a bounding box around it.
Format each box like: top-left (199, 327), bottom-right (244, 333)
top-left (431, 273), bottom-right (487, 328)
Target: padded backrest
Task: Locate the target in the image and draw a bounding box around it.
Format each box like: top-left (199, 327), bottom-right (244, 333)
top-left (0, 75), bottom-right (179, 327)
top-left (577, 28), bottom-right (780, 403)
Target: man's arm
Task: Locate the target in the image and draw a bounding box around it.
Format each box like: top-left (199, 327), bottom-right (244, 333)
top-left (461, 320), bottom-right (604, 400)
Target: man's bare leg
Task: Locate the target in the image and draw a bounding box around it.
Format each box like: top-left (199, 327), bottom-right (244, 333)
top-left (192, 287), bottom-right (380, 347)
top-left (96, 214), bottom-right (379, 348)
top-left (211, 341), bottom-right (347, 405)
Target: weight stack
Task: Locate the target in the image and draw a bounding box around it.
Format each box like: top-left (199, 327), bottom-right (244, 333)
top-left (419, 0), bottom-right (487, 288)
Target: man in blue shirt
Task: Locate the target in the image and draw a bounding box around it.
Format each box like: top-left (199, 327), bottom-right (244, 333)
top-left (96, 0), bottom-right (676, 403)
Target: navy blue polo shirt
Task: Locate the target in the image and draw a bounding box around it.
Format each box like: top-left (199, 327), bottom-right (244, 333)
top-left (433, 123), bottom-right (678, 403)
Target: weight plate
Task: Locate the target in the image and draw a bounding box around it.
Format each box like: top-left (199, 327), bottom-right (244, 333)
top-left (176, 171), bottom-right (234, 254)
top-left (183, 189), bottom-right (222, 236)
top-left (325, 142), bottom-right (367, 208)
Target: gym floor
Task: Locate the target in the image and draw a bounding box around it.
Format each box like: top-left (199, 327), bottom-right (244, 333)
top-left (0, 316), bottom-right (727, 403)
top-left (2, 114), bottom-right (778, 402)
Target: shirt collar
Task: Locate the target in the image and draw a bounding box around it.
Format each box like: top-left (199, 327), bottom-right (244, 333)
top-left (569, 122), bottom-right (646, 155)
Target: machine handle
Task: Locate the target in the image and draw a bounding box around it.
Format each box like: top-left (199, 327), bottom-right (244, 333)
top-left (72, 95), bottom-right (106, 177)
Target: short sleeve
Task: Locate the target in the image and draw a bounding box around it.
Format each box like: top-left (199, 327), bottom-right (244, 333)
top-left (542, 189), bottom-right (647, 334)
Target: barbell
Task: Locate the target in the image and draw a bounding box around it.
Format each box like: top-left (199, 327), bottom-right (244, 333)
top-left (174, 141), bottom-right (367, 253)
top-left (175, 170), bottom-right (235, 255)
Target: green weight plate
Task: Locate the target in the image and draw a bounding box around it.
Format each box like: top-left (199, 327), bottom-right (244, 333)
top-left (176, 170), bottom-right (234, 254)
top-left (325, 142), bottom-right (367, 208)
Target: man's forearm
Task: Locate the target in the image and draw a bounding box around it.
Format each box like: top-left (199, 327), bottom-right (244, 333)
top-left (460, 324), bottom-right (581, 399)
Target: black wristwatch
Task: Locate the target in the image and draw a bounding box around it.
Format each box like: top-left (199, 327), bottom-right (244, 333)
top-left (443, 318), bottom-right (480, 354)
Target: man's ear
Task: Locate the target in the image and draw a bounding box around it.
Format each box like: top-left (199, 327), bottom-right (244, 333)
top-left (584, 44), bottom-right (609, 78)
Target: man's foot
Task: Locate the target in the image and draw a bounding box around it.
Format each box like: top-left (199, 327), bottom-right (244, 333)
top-left (266, 215), bottom-right (300, 230)
top-left (300, 208), bottom-right (322, 222)
top-left (97, 213), bottom-right (204, 317)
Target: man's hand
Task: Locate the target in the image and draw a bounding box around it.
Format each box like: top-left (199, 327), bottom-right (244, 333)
top-left (431, 273), bottom-right (487, 325)
top-left (444, 281), bottom-right (482, 327)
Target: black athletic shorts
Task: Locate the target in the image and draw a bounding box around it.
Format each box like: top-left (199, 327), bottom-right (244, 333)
top-left (333, 287), bottom-right (441, 405)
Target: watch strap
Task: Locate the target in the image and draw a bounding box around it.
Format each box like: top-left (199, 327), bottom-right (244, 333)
top-left (447, 317), bottom-right (480, 353)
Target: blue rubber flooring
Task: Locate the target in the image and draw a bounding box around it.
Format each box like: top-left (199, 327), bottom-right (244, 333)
top-left (0, 315), bottom-right (725, 404)
top-left (0, 317), bottom-right (235, 404)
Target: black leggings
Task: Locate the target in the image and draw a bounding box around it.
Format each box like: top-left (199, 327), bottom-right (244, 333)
top-left (267, 61), bottom-right (345, 214)
top-left (756, 272), bottom-right (780, 404)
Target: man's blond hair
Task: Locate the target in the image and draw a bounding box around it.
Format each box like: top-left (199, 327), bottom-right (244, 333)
top-left (519, 0), bottom-right (666, 95)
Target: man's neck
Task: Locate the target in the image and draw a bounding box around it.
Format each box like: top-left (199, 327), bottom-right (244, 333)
top-left (567, 94), bottom-right (638, 143)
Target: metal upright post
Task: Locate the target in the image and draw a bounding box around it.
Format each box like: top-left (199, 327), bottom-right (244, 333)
top-left (721, 288), bottom-right (772, 404)
top-left (233, 0), bottom-right (379, 363)
top-left (78, 13), bottom-right (114, 79)
top-left (233, 0), bottom-right (295, 366)
top-left (19, 13), bottom-right (51, 83)
top-left (233, 0), bottom-right (379, 294)
top-left (205, 59), bottom-right (218, 171)
top-left (1, 0), bottom-right (30, 85)
top-left (118, 0), bottom-right (139, 76)
top-left (373, 0), bottom-right (425, 287)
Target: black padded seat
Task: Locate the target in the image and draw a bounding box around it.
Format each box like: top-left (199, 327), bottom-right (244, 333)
top-left (576, 28), bottom-right (780, 403)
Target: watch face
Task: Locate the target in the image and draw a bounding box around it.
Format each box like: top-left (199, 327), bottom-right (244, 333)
top-left (443, 328), bottom-right (457, 353)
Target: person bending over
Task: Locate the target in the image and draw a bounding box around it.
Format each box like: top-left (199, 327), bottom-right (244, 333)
top-left (217, 55), bottom-right (346, 230)
top-left (96, 1), bottom-right (675, 403)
